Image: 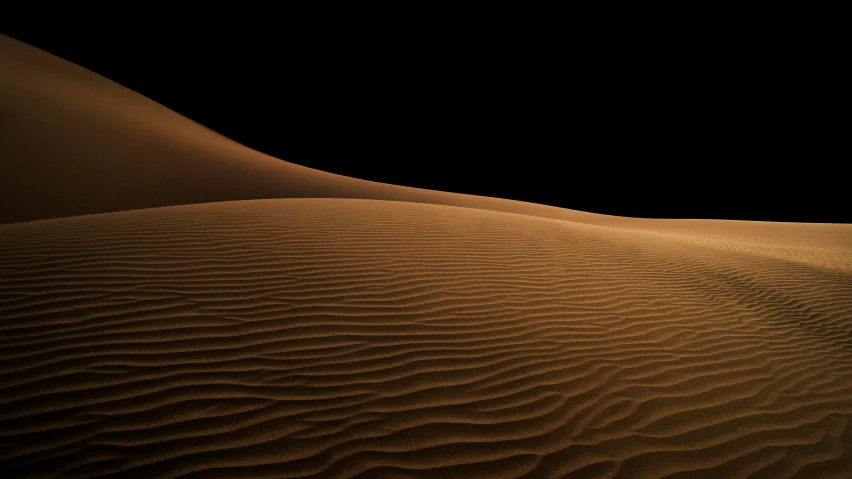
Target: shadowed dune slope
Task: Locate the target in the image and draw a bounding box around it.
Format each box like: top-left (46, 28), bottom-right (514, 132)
top-left (4, 33), bottom-right (851, 251)
top-left (1, 199), bottom-right (851, 479)
top-left (0, 32), bottom-right (617, 226)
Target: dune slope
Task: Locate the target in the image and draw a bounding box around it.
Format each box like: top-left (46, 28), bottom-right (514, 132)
top-left (5, 32), bottom-right (851, 252)
top-left (1, 199), bottom-right (851, 478)
top-left (0, 32), bottom-right (617, 226)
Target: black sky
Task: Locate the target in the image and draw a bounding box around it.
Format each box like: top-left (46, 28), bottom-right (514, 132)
top-left (2, 12), bottom-right (846, 223)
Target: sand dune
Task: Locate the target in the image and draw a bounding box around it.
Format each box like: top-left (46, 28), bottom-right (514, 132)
top-left (1, 32), bottom-right (617, 226)
top-left (2, 33), bottom-right (852, 478)
top-left (4, 33), bottom-right (849, 250)
top-left (1, 200), bottom-right (851, 478)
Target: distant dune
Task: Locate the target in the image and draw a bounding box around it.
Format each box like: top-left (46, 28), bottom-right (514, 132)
top-left (0, 32), bottom-right (614, 227)
top-left (4, 34), bottom-right (849, 248)
top-left (1, 34), bottom-right (851, 478)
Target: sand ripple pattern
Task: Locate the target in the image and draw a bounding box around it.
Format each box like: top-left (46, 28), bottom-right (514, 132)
top-left (1, 199), bottom-right (851, 478)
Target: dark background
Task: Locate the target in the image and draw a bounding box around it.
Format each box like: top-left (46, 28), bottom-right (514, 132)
top-left (3, 9), bottom-right (846, 222)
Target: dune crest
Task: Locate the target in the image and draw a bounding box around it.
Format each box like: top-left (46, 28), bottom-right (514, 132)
top-left (3, 33), bottom-right (850, 251)
top-left (0, 32), bottom-right (610, 226)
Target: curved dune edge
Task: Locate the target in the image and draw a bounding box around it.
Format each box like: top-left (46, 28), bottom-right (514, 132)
top-left (1, 199), bottom-right (851, 478)
top-left (0, 31), bottom-right (622, 226)
top-left (3, 34), bottom-right (851, 252)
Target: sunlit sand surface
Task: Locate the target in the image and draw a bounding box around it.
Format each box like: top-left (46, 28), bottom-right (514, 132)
top-left (2, 34), bottom-right (851, 478)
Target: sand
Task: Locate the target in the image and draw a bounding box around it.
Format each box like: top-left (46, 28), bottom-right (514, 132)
top-left (1, 34), bottom-right (852, 478)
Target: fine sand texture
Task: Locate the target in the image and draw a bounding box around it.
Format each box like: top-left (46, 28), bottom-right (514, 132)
top-left (1, 200), bottom-right (851, 478)
top-left (3, 33), bottom-right (852, 478)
